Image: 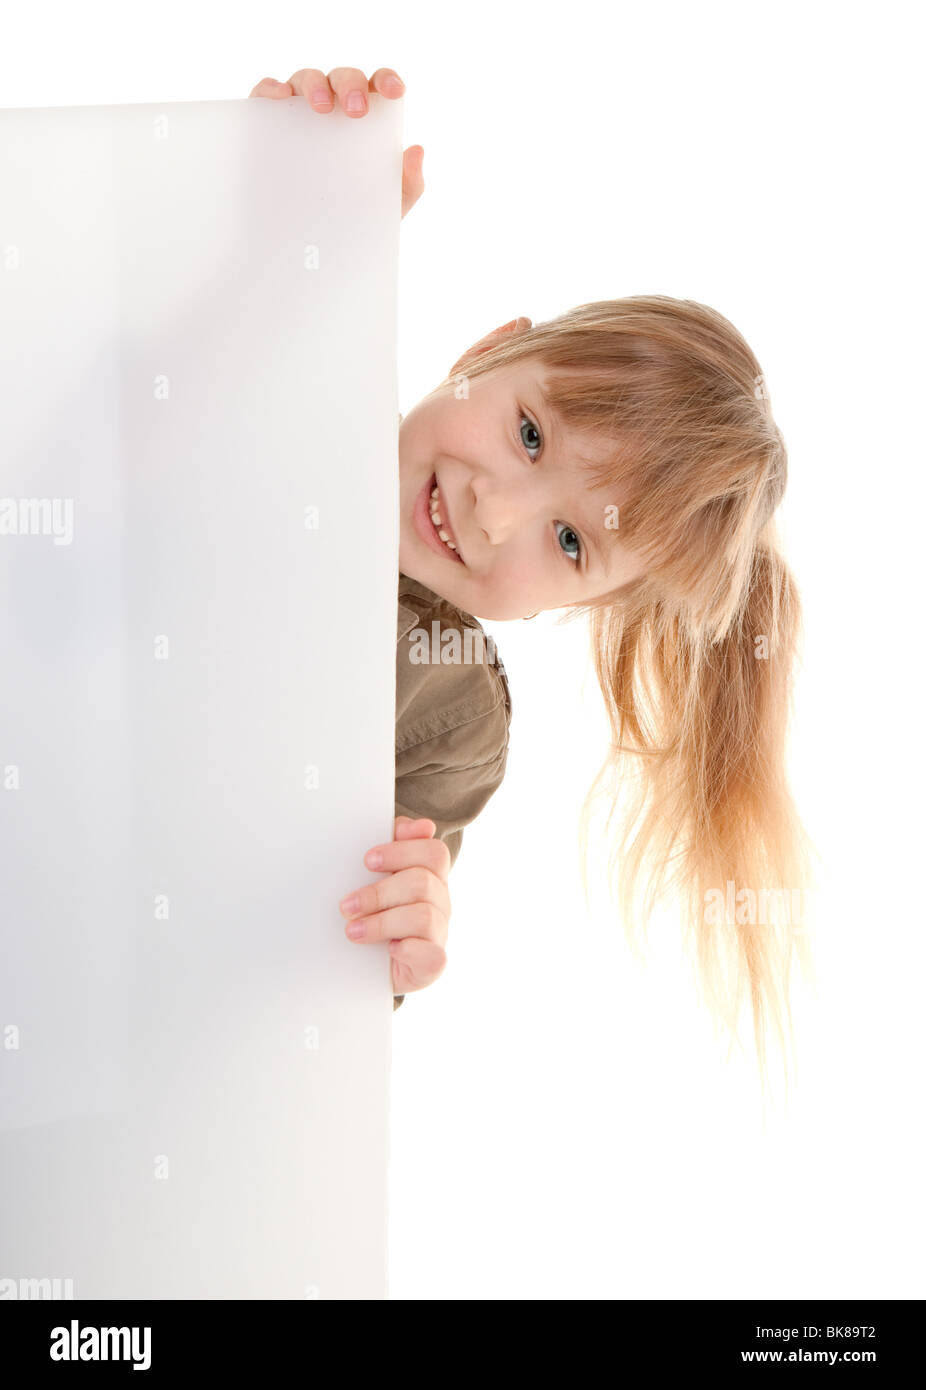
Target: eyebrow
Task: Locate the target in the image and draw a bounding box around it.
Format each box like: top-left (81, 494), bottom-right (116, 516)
top-left (532, 383), bottom-right (613, 578)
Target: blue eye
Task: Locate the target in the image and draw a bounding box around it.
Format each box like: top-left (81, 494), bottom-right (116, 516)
top-left (519, 412), bottom-right (542, 459)
top-left (555, 522), bottom-right (581, 562)
top-left (517, 406), bottom-right (583, 566)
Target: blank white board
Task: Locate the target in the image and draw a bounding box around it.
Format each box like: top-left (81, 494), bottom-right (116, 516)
top-left (0, 95), bottom-right (402, 1299)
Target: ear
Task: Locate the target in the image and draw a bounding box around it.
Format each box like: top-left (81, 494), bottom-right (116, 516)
top-left (448, 316), bottom-right (532, 379)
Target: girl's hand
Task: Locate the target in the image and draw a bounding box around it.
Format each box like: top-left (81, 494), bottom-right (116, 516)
top-left (339, 816), bottom-right (451, 997)
top-left (249, 67), bottom-right (425, 219)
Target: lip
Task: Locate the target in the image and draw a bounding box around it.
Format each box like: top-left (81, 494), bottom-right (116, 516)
top-left (413, 472), bottom-right (465, 564)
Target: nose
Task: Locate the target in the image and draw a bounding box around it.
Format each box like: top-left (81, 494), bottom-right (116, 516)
top-left (472, 473), bottom-right (542, 545)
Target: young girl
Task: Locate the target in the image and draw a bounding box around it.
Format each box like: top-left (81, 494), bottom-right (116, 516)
top-left (251, 67), bottom-right (813, 1074)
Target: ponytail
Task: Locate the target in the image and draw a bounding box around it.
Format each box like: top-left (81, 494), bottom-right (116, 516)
top-left (581, 531), bottom-right (815, 1081)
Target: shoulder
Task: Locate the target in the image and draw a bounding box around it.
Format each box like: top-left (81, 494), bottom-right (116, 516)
top-left (394, 574), bottom-right (512, 879)
top-left (395, 573), bottom-right (511, 761)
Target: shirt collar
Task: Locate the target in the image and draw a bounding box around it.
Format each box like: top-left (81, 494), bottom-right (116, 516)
top-left (397, 599), bottom-right (419, 644)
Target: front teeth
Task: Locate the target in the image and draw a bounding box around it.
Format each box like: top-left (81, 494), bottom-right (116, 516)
top-left (429, 483), bottom-right (457, 550)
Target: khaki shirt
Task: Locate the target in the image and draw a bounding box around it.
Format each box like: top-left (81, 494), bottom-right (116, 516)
top-left (392, 573), bottom-right (512, 1009)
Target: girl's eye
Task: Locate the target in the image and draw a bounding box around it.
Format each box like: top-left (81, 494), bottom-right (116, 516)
top-left (516, 408), bottom-right (583, 566)
top-left (555, 521), bottom-right (581, 563)
top-left (518, 411), bottom-right (542, 459)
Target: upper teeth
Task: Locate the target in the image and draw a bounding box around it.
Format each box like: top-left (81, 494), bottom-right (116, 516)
top-left (429, 484), bottom-right (457, 550)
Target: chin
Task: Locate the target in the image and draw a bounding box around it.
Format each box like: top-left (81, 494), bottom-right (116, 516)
top-left (475, 605), bottom-right (521, 622)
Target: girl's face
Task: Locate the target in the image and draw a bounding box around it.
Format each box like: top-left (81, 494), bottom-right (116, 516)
top-left (398, 355), bottom-right (647, 621)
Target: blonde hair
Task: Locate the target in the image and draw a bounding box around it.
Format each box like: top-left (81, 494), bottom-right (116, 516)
top-left (444, 296), bottom-right (815, 1084)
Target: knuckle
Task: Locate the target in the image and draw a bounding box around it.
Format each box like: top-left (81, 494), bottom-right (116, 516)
top-left (410, 865), bottom-right (433, 900)
top-left (414, 900), bottom-right (436, 936)
top-left (327, 66), bottom-right (361, 87)
top-left (288, 68), bottom-right (326, 95)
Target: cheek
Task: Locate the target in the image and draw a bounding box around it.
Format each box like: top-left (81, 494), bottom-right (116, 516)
top-left (484, 557), bottom-right (537, 608)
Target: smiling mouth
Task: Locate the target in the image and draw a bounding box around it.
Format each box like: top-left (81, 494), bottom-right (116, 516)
top-left (428, 475), bottom-right (463, 560)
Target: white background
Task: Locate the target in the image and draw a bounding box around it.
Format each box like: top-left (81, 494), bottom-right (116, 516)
top-left (3, 0), bottom-right (923, 1300)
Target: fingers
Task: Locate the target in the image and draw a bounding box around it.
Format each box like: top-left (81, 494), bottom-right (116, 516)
top-left (367, 67), bottom-right (406, 100)
top-left (338, 816), bottom-right (450, 981)
top-left (340, 864), bottom-right (451, 939)
top-left (285, 68), bottom-right (335, 110)
top-left (250, 68), bottom-right (420, 216)
top-left (282, 66), bottom-right (405, 116)
top-left (320, 67), bottom-right (371, 113)
top-left (249, 77), bottom-right (295, 99)
top-left (394, 813), bottom-right (436, 837)
top-left (384, 821), bottom-right (451, 879)
top-left (349, 896), bottom-right (449, 951)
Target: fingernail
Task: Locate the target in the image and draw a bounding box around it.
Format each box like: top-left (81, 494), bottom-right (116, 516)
top-left (346, 92), bottom-right (366, 112)
top-left (346, 921), bottom-right (365, 940)
top-left (385, 76), bottom-right (405, 95)
top-left (365, 849), bottom-right (383, 870)
top-left (340, 893), bottom-right (359, 914)
top-left (311, 89), bottom-right (332, 108)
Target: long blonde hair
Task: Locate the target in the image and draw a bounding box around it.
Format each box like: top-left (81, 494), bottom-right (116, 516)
top-left (445, 296), bottom-right (815, 1082)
